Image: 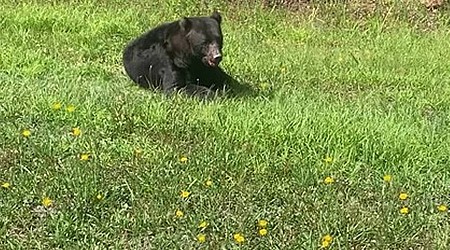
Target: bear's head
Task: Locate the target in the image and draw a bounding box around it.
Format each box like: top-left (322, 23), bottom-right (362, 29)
top-left (166, 11), bottom-right (223, 68)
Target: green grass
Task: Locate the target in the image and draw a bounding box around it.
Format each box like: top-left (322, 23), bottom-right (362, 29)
top-left (1, 0), bottom-right (450, 249)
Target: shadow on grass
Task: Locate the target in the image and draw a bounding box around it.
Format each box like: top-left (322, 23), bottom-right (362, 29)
top-left (122, 68), bottom-right (264, 101)
top-left (221, 71), bottom-right (260, 99)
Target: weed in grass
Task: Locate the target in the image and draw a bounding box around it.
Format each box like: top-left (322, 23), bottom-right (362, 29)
top-left (1, 182), bottom-right (11, 189)
top-left (324, 176), bottom-right (335, 185)
top-left (399, 192), bottom-right (409, 200)
top-left (180, 190), bottom-right (191, 199)
top-left (179, 155), bottom-right (188, 164)
top-left (233, 233), bottom-right (246, 244)
top-left (257, 219), bottom-right (268, 228)
top-left (198, 220), bottom-right (208, 229)
top-left (96, 193), bottom-right (104, 201)
top-left (205, 179), bottom-right (213, 187)
top-left (196, 233), bottom-right (207, 243)
top-left (51, 102), bottom-right (62, 110)
top-left (321, 234), bottom-right (333, 248)
top-left (42, 196), bottom-right (53, 208)
top-left (400, 206), bottom-right (410, 215)
top-left (437, 204), bottom-right (448, 212)
top-left (21, 129), bottom-right (31, 137)
top-left (79, 153), bottom-right (90, 161)
top-left (71, 127), bottom-right (81, 137)
top-left (258, 228), bottom-right (268, 236)
top-left (65, 104), bottom-right (76, 113)
top-left (175, 209), bottom-right (184, 218)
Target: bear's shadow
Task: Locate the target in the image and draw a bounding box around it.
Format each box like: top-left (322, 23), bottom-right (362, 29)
top-left (124, 70), bottom-right (258, 100)
top-left (219, 73), bottom-right (258, 99)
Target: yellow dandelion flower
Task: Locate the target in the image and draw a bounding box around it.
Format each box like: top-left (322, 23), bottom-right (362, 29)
top-left (197, 233), bottom-right (206, 243)
top-left (198, 221), bottom-right (208, 229)
top-left (321, 239), bottom-right (331, 248)
top-left (21, 129), bottom-right (31, 137)
top-left (66, 104), bottom-right (76, 113)
top-left (399, 192), bottom-right (408, 200)
top-left (400, 206), bottom-right (409, 215)
top-left (383, 174), bottom-right (392, 183)
top-left (180, 190), bottom-right (190, 198)
top-left (205, 180), bottom-right (213, 187)
top-left (1, 182), bottom-right (11, 189)
top-left (322, 234), bottom-right (333, 243)
top-left (233, 233), bottom-right (245, 244)
top-left (179, 156), bottom-right (188, 163)
top-left (51, 102), bottom-right (62, 110)
top-left (437, 204), bottom-right (448, 212)
top-left (175, 209), bottom-right (184, 218)
top-left (96, 194), bottom-right (104, 200)
top-left (260, 83), bottom-right (269, 90)
top-left (134, 148), bottom-right (143, 157)
top-left (42, 197), bottom-right (53, 207)
top-left (71, 127), bottom-right (81, 137)
top-left (258, 219), bottom-right (268, 228)
top-left (80, 153), bottom-right (90, 161)
top-left (324, 176), bottom-right (334, 184)
top-left (258, 228), bottom-right (268, 236)
top-left (324, 156), bottom-right (333, 164)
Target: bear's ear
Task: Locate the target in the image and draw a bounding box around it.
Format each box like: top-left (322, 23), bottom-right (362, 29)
top-left (179, 17), bottom-right (192, 32)
top-left (211, 11), bottom-right (221, 24)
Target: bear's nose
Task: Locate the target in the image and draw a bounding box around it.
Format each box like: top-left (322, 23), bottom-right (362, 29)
top-left (213, 54), bottom-right (222, 64)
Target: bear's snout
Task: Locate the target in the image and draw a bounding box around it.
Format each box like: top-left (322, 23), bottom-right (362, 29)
top-left (209, 53), bottom-right (222, 67)
top-left (203, 42), bottom-right (222, 67)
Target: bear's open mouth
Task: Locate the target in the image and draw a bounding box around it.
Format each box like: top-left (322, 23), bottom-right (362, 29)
top-left (204, 55), bottom-right (222, 67)
top-left (202, 57), bottom-right (216, 67)
top-left (207, 59), bottom-right (218, 67)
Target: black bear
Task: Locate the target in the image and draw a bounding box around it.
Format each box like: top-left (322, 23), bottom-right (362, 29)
top-left (123, 11), bottom-right (232, 98)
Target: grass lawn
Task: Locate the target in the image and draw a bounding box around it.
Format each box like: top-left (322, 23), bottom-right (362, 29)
top-left (1, 0), bottom-right (450, 249)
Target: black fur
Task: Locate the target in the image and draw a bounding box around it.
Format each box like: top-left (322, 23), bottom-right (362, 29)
top-left (123, 11), bottom-right (233, 98)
